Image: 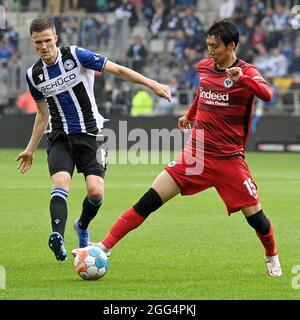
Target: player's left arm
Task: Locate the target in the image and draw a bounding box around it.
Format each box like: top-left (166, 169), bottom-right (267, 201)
top-left (104, 60), bottom-right (171, 101)
top-left (226, 67), bottom-right (272, 102)
top-left (75, 46), bottom-right (171, 100)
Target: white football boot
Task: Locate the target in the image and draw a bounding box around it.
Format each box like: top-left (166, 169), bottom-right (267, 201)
top-left (72, 241), bottom-right (111, 258)
top-left (265, 254), bottom-right (282, 277)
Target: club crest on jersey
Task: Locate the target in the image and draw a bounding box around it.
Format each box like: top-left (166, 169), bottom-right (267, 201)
top-left (94, 54), bottom-right (101, 61)
top-left (64, 59), bottom-right (74, 70)
top-left (224, 78), bottom-right (233, 88)
top-left (168, 161), bottom-right (176, 167)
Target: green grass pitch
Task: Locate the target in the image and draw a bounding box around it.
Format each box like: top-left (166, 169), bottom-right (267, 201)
top-left (0, 149), bottom-right (299, 300)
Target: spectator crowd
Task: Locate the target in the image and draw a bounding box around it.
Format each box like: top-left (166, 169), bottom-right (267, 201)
top-left (1, 0), bottom-right (300, 116)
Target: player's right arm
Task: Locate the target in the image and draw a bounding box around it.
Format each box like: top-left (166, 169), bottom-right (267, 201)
top-left (178, 87), bottom-right (200, 131)
top-left (178, 116), bottom-right (193, 132)
top-left (16, 100), bottom-right (49, 174)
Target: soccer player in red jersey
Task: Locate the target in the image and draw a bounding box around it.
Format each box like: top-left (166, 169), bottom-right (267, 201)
top-left (76, 20), bottom-right (282, 277)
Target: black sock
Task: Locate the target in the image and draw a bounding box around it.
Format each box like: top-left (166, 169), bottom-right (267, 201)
top-left (50, 196), bottom-right (68, 238)
top-left (78, 196), bottom-right (103, 230)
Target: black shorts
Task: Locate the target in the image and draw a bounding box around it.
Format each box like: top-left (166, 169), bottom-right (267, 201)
top-left (47, 131), bottom-right (107, 178)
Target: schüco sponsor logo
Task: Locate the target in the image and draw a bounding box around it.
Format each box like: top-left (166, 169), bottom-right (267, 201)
top-left (199, 87), bottom-right (229, 101)
top-left (40, 73), bottom-right (76, 93)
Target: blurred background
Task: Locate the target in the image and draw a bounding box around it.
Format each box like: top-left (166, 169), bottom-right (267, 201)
top-left (0, 0), bottom-right (300, 151)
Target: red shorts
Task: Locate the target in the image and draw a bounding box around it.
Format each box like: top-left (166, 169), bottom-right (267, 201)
top-left (165, 154), bottom-right (260, 214)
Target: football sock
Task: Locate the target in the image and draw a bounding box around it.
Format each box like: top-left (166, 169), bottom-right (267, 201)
top-left (78, 196), bottom-right (103, 230)
top-left (50, 188), bottom-right (69, 238)
top-left (246, 210), bottom-right (277, 256)
top-left (256, 222), bottom-right (277, 256)
top-left (102, 207), bottom-right (145, 249)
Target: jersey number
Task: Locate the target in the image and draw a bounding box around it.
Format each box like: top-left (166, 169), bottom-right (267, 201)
top-left (243, 178), bottom-right (257, 196)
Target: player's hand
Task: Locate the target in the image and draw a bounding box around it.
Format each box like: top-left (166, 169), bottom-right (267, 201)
top-left (225, 67), bottom-right (242, 82)
top-left (152, 81), bottom-right (171, 101)
top-left (15, 150), bottom-right (34, 174)
top-left (178, 116), bottom-right (192, 132)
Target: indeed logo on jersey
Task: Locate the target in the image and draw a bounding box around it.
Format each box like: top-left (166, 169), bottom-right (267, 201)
top-left (39, 73), bottom-right (76, 95)
top-left (199, 87), bottom-right (229, 106)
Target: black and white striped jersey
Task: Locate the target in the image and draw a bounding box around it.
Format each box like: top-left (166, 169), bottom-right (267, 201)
top-left (26, 46), bottom-right (107, 134)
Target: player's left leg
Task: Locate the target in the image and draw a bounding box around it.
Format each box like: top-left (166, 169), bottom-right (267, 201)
top-left (243, 205), bottom-right (282, 277)
top-left (72, 133), bottom-right (107, 248)
top-left (215, 157), bottom-right (282, 277)
top-left (74, 175), bottom-right (105, 248)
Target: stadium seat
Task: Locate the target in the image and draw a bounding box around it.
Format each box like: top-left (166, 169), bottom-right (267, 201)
top-left (132, 26), bottom-right (148, 39)
top-left (149, 39), bottom-right (165, 53)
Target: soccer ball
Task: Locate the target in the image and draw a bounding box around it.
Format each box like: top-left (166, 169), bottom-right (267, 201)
top-left (74, 246), bottom-right (109, 280)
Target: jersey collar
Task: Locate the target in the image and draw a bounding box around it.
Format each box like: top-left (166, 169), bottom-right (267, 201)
top-left (214, 58), bottom-right (239, 72)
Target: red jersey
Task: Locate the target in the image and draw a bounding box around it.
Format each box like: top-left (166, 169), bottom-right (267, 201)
top-left (185, 58), bottom-right (272, 158)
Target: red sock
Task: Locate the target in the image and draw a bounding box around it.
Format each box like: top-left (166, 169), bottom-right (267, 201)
top-left (256, 222), bottom-right (277, 256)
top-left (102, 207), bottom-right (146, 249)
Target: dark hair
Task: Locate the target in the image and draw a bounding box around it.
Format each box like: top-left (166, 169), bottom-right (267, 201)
top-left (206, 20), bottom-right (239, 48)
top-left (30, 18), bottom-right (56, 35)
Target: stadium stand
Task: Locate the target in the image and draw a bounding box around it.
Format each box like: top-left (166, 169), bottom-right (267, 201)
top-left (0, 0), bottom-right (300, 117)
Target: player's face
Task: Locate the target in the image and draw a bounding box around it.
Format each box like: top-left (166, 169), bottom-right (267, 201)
top-left (31, 28), bottom-right (58, 64)
top-left (206, 36), bottom-right (233, 67)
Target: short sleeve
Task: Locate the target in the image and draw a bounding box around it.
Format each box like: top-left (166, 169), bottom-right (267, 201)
top-left (75, 46), bottom-right (107, 72)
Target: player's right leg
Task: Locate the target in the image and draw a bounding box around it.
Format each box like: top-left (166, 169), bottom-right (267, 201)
top-left (48, 171), bottom-right (72, 261)
top-left (47, 132), bottom-right (75, 261)
top-left (82, 170), bottom-right (181, 257)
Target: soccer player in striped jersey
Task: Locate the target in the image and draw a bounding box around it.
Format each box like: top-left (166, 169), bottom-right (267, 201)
top-left (16, 18), bottom-right (171, 261)
top-left (86, 20), bottom-right (282, 277)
